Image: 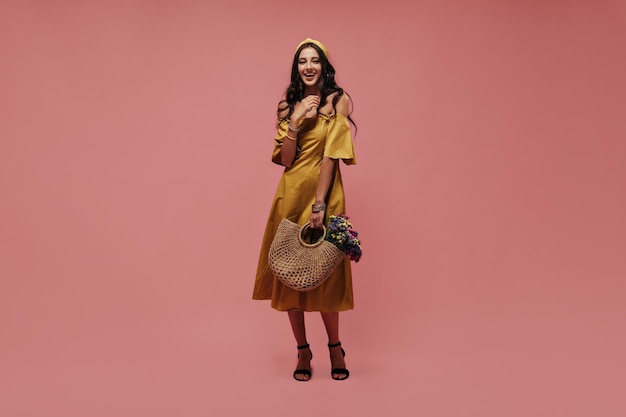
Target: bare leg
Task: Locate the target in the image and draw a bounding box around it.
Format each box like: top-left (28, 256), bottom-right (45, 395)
top-left (321, 312), bottom-right (348, 380)
top-left (288, 310), bottom-right (307, 345)
top-left (288, 311), bottom-right (312, 381)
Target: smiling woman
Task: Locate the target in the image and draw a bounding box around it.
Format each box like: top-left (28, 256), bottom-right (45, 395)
top-left (299, 48), bottom-right (322, 89)
top-left (252, 38), bottom-right (358, 382)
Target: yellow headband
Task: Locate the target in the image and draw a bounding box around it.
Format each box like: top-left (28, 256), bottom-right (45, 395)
top-left (295, 38), bottom-right (329, 58)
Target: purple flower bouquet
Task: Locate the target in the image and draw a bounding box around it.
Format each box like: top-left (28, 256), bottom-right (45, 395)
top-left (325, 214), bottom-right (362, 262)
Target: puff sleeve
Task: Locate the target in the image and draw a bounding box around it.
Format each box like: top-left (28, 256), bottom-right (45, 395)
top-left (324, 114), bottom-right (357, 165)
top-left (271, 120), bottom-right (289, 165)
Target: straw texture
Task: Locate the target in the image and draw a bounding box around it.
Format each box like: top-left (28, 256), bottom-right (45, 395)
top-left (269, 219), bottom-right (345, 292)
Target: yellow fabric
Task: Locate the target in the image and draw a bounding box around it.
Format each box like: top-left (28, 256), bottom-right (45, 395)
top-left (295, 37), bottom-right (329, 58)
top-left (254, 113), bottom-right (356, 311)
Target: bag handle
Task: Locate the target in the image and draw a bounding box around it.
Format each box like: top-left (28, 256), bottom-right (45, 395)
top-left (298, 223), bottom-right (327, 248)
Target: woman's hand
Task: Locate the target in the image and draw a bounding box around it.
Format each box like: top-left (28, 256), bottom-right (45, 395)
top-left (309, 210), bottom-right (325, 229)
top-left (292, 95), bottom-right (320, 121)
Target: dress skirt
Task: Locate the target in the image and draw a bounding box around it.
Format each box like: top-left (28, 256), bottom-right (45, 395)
top-left (252, 113), bottom-right (357, 312)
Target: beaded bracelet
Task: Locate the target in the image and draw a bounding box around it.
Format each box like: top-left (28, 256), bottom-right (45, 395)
top-left (311, 203), bottom-right (326, 213)
top-left (288, 124), bottom-right (300, 133)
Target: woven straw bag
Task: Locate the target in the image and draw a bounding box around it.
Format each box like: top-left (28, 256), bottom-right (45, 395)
top-left (269, 218), bottom-right (345, 292)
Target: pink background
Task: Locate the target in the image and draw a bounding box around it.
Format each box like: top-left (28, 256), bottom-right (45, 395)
top-left (1, 1), bottom-right (625, 416)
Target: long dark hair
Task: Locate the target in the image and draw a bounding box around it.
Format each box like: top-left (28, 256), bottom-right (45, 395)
top-left (278, 42), bottom-right (356, 132)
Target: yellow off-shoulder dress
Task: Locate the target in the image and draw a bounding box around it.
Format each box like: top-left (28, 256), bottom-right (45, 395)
top-left (253, 113), bottom-right (357, 312)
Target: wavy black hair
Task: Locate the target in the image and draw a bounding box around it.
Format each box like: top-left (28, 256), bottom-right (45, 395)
top-left (278, 42), bottom-right (356, 133)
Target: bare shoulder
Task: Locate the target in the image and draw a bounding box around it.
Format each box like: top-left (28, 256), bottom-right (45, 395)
top-left (276, 100), bottom-right (290, 120)
top-left (335, 92), bottom-right (351, 116)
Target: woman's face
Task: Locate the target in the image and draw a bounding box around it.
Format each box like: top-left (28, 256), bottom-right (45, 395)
top-left (298, 47), bottom-right (322, 88)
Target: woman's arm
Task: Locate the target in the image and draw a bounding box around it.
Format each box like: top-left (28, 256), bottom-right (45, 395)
top-left (309, 93), bottom-right (351, 228)
top-left (309, 157), bottom-right (338, 229)
top-left (278, 103), bottom-right (299, 168)
top-left (278, 96), bottom-right (320, 167)
top-left (334, 91), bottom-right (350, 116)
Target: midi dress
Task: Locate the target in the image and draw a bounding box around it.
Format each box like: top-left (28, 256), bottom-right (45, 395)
top-left (253, 112), bottom-right (357, 312)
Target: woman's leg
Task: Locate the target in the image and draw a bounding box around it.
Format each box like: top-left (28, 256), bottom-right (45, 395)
top-left (321, 312), bottom-right (348, 379)
top-left (288, 311), bottom-right (312, 381)
top-left (288, 310), bottom-right (308, 345)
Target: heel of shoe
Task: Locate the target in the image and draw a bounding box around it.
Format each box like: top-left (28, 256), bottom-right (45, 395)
top-left (293, 344), bottom-right (312, 381)
top-left (328, 341), bottom-right (349, 380)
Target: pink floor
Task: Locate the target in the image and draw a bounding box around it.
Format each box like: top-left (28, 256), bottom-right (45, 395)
top-left (2, 298), bottom-right (623, 416)
top-left (1, 1), bottom-right (625, 416)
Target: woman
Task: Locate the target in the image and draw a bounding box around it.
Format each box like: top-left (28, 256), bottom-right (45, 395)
top-left (253, 38), bottom-right (357, 381)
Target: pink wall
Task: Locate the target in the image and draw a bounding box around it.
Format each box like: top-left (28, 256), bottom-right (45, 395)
top-left (1, 1), bottom-right (625, 416)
